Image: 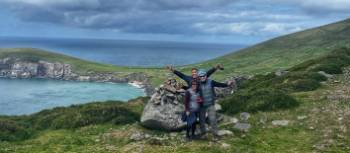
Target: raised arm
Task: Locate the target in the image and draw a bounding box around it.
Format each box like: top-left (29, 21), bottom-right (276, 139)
top-left (206, 67), bottom-right (217, 78)
top-left (206, 64), bottom-right (223, 77)
top-left (166, 65), bottom-right (191, 84)
top-left (212, 80), bottom-right (229, 88)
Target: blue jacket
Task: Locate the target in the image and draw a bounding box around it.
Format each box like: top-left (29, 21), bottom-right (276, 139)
top-left (200, 79), bottom-right (228, 106)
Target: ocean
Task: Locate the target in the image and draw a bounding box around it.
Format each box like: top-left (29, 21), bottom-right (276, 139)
top-left (0, 37), bottom-right (244, 67)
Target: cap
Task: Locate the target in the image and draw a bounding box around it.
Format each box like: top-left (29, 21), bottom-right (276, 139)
top-left (198, 69), bottom-right (207, 77)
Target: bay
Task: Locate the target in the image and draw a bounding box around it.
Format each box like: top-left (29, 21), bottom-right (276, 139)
top-left (0, 78), bottom-right (145, 115)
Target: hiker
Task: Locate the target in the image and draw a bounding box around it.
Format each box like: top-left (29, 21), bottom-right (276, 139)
top-left (184, 80), bottom-right (203, 140)
top-left (197, 69), bottom-right (234, 141)
top-left (166, 64), bottom-right (223, 88)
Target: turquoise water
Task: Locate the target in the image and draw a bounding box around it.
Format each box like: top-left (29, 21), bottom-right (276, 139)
top-left (0, 78), bottom-right (145, 115)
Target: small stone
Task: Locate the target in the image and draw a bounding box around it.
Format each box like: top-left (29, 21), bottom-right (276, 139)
top-left (221, 143), bottom-right (231, 149)
top-left (217, 130), bottom-right (233, 136)
top-left (272, 120), bottom-right (289, 126)
top-left (297, 116), bottom-right (307, 120)
top-left (170, 132), bottom-right (177, 138)
top-left (240, 112), bottom-right (250, 122)
top-left (230, 117), bottom-right (239, 124)
top-left (215, 103), bottom-right (222, 111)
top-left (234, 123), bottom-right (251, 132)
top-left (318, 71), bottom-right (333, 78)
top-left (130, 132), bottom-right (145, 141)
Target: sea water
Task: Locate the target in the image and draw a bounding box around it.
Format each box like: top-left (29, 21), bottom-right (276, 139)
top-left (0, 78), bottom-right (145, 115)
top-left (0, 37), bottom-right (244, 67)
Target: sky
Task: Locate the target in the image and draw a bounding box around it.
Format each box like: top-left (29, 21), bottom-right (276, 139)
top-left (0, 0), bottom-right (349, 45)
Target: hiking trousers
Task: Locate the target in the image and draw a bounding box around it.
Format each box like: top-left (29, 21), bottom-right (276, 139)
top-left (199, 105), bottom-right (218, 136)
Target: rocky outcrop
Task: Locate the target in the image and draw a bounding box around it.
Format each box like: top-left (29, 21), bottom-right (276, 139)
top-left (0, 57), bottom-right (153, 95)
top-left (0, 57), bottom-right (78, 80)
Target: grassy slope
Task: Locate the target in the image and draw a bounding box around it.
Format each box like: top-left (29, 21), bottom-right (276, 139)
top-left (1, 18), bottom-right (350, 86)
top-left (1, 48), bottom-right (350, 152)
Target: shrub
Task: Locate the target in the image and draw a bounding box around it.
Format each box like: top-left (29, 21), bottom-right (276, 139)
top-left (0, 119), bottom-right (33, 141)
top-left (221, 88), bottom-right (299, 115)
top-left (30, 101), bottom-right (140, 129)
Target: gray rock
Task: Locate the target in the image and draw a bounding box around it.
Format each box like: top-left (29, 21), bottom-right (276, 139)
top-left (130, 132), bottom-right (145, 141)
top-left (297, 116), bottom-right (307, 120)
top-left (221, 143), bottom-right (231, 149)
top-left (217, 130), bottom-right (233, 136)
top-left (141, 85), bottom-right (186, 131)
top-left (272, 120), bottom-right (289, 126)
top-left (233, 123), bottom-right (251, 132)
top-left (240, 112), bottom-right (250, 122)
top-left (275, 70), bottom-right (289, 77)
top-left (318, 71), bottom-right (333, 79)
top-left (215, 103), bottom-right (222, 111)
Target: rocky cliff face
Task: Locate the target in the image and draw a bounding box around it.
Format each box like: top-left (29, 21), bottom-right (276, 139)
top-left (0, 57), bottom-right (76, 79)
top-left (0, 57), bottom-right (153, 95)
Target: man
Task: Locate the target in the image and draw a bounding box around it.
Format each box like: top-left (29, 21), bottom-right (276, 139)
top-left (197, 70), bottom-right (234, 141)
top-left (166, 64), bottom-right (223, 88)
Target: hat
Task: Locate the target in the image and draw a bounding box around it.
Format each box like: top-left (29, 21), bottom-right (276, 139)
top-left (198, 69), bottom-right (207, 77)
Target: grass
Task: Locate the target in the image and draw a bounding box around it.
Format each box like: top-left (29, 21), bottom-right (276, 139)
top-left (1, 18), bottom-right (350, 153)
top-left (0, 97), bottom-right (149, 142)
top-left (221, 47), bottom-right (350, 115)
top-left (2, 47), bottom-right (350, 152)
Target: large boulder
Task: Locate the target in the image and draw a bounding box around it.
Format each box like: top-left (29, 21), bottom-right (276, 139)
top-left (141, 80), bottom-right (186, 131)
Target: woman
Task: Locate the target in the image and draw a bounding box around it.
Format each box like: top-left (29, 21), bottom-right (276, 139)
top-left (184, 80), bottom-right (203, 140)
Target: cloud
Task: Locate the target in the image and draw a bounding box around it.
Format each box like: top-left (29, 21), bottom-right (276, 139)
top-left (270, 0), bottom-right (350, 14)
top-left (0, 0), bottom-right (348, 38)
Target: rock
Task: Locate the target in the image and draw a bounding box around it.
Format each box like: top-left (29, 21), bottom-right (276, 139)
top-left (240, 112), bottom-right (250, 122)
top-left (141, 82), bottom-right (186, 131)
top-left (130, 131), bottom-right (146, 141)
top-left (233, 123), bottom-right (251, 132)
top-left (272, 120), bottom-right (289, 126)
top-left (221, 143), bottom-right (231, 149)
top-left (318, 71), bottom-right (333, 79)
top-left (297, 116), bottom-right (307, 120)
top-left (217, 130), bottom-right (233, 136)
top-left (275, 70), bottom-right (289, 77)
top-left (215, 103), bottom-right (222, 111)
top-left (0, 57), bottom-right (153, 88)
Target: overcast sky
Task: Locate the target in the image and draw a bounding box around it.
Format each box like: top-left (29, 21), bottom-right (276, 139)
top-left (0, 0), bottom-right (349, 44)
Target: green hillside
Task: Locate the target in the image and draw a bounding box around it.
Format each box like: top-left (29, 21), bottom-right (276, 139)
top-left (189, 18), bottom-right (350, 79)
top-left (1, 47), bottom-right (350, 152)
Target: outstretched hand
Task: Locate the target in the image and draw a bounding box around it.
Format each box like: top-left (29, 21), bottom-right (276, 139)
top-left (215, 64), bottom-right (224, 70)
top-left (166, 65), bottom-right (174, 72)
top-left (227, 80), bottom-right (236, 87)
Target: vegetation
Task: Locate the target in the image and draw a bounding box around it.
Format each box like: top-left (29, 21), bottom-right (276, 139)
top-left (221, 47), bottom-right (350, 115)
top-left (1, 19), bottom-right (350, 152)
top-left (0, 97), bottom-right (148, 141)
